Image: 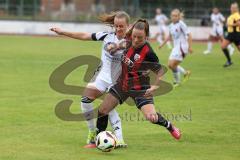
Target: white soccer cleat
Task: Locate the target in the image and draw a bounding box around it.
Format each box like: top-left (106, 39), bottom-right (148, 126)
top-left (83, 130), bottom-right (96, 148)
top-left (115, 139), bottom-right (128, 149)
top-left (173, 82), bottom-right (181, 88)
top-left (203, 50), bottom-right (211, 54)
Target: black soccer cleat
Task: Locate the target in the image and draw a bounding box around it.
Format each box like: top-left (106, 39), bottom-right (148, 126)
top-left (223, 61), bottom-right (233, 68)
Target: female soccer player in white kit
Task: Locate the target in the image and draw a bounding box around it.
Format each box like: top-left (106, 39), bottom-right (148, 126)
top-left (50, 11), bottom-right (129, 148)
top-left (154, 8), bottom-right (172, 49)
top-left (203, 7), bottom-right (234, 55)
top-left (159, 9), bottom-right (192, 87)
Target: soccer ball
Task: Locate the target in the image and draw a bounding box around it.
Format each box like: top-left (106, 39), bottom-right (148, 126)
top-left (96, 131), bottom-right (116, 152)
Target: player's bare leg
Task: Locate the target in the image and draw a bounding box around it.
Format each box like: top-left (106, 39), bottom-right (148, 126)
top-left (220, 36), bottom-right (235, 55)
top-left (203, 35), bottom-right (213, 54)
top-left (141, 104), bottom-right (181, 140)
top-left (204, 35), bottom-right (218, 54)
top-left (169, 60), bottom-right (190, 86)
top-left (96, 93), bottom-right (127, 148)
top-left (168, 60), bottom-right (181, 87)
top-left (81, 86), bottom-right (103, 148)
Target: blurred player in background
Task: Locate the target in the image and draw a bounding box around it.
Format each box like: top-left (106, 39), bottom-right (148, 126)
top-left (50, 11), bottom-right (129, 148)
top-left (159, 9), bottom-right (192, 87)
top-left (154, 8), bottom-right (172, 49)
top-left (203, 7), bottom-right (235, 55)
top-left (221, 2), bottom-right (240, 67)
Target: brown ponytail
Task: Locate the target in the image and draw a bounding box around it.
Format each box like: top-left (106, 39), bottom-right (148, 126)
top-left (98, 11), bottom-right (130, 26)
top-left (126, 19), bottom-right (150, 38)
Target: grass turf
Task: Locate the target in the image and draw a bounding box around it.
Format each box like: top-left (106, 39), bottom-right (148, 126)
top-left (0, 35), bottom-right (240, 160)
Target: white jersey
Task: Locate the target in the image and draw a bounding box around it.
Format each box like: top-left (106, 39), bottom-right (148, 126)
top-left (169, 20), bottom-right (190, 61)
top-left (211, 13), bottom-right (225, 28)
top-left (91, 32), bottom-right (124, 84)
top-left (169, 20), bottom-right (190, 47)
top-left (155, 14), bottom-right (168, 26)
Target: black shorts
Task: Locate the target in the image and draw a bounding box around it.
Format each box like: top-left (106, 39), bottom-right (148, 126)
top-left (109, 84), bottom-right (154, 109)
top-left (225, 32), bottom-right (240, 46)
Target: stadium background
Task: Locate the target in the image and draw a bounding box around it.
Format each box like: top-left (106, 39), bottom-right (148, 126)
top-left (0, 0), bottom-right (239, 23)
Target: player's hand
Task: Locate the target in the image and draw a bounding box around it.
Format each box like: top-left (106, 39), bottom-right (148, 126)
top-left (50, 27), bottom-right (63, 35)
top-left (118, 40), bottom-right (131, 50)
top-left (105, 42), bottom-right (118, 54)
top-left (144, 85), bottom-right (159, 98)
top-left (188, 47), bottom-right (193, 54)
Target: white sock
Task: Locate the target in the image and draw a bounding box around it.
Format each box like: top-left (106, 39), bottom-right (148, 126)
top-left (173, 70), bottom-right (180, 83)
top-left (81, 102), bottom-right (95, 131)
top-left (177, 65), bottom-right (186, 75)
top-left (207, 42), bottom-right (212, 52)
top-left (109, 109), bottom-right (123, 141)
top-left (227, 44), bottom-right (234, 52)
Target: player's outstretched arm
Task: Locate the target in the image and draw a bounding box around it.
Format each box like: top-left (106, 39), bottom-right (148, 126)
top-left (50, 27), bottom-right (92, 41)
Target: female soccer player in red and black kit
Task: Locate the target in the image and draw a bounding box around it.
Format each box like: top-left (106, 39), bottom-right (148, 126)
top-left (96, 19), bottom-right (181, 141)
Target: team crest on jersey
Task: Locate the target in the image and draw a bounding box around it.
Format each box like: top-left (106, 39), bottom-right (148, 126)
top-left (134, 54), bottom-right (141, 61)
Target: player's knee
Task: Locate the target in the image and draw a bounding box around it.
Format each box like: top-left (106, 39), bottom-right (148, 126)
top-left (168, 63), bottom-right (173, 69)
top-left (81, 96), bottom-right (94, 103)
top-left (168, 64), bottom-right (176, 71)
top-left (209, 35), bottom-right (213, 40)
top-left (98, 107), bottom-right (109, 116)
top-left (221, 41), bottom-right (228, 49)
top-left (221, 44), bottom-right (225, 49)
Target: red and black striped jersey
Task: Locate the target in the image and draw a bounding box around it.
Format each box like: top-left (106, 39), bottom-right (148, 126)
top-left (119, 42), bottom-right (162, 91)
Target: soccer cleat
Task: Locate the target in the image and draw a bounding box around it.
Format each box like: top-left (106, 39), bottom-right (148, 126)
top-left (229, 47), bottom-right (235, 56)
top-left (183, 70), bottom-right (191, 83)
top-left (223, 61), bottom-right (233, 68)
top-left (203, 50), bottom-right (211, 54)
top-left (83, 130), bottom-right (96, 148)
top-left (168, 125), bottom-right (181, 140)
top-left (83, 143), bottom-right (96, 148)
top-left (115, 139), bottom-right (128, 149)
top-left (173, 82), bottom-right (180, 88)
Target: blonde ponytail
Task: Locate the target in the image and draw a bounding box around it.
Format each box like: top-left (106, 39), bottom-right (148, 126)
top-left (98, 11), bottom-right (130, 26)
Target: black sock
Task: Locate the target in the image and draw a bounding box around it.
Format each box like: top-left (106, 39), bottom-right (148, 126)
top-left (222, 48), bottom-right (231, 63)
top-left (96, 110), bottom-right (108, 135)
top-left (154, 112), bottom-right (173, 131)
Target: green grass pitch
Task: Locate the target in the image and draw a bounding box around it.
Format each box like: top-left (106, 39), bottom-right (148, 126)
top-left (0, 35), bottom-right (240, 160)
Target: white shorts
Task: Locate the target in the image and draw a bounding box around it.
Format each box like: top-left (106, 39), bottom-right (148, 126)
top-left (210, 26), bottom-right (223, 37)
top-left (87, 77), bottom-right (112, 93)
top-left (86, 77), bottom-right (119, 120)
top-left (169, 43), bottom-right (189, 61)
